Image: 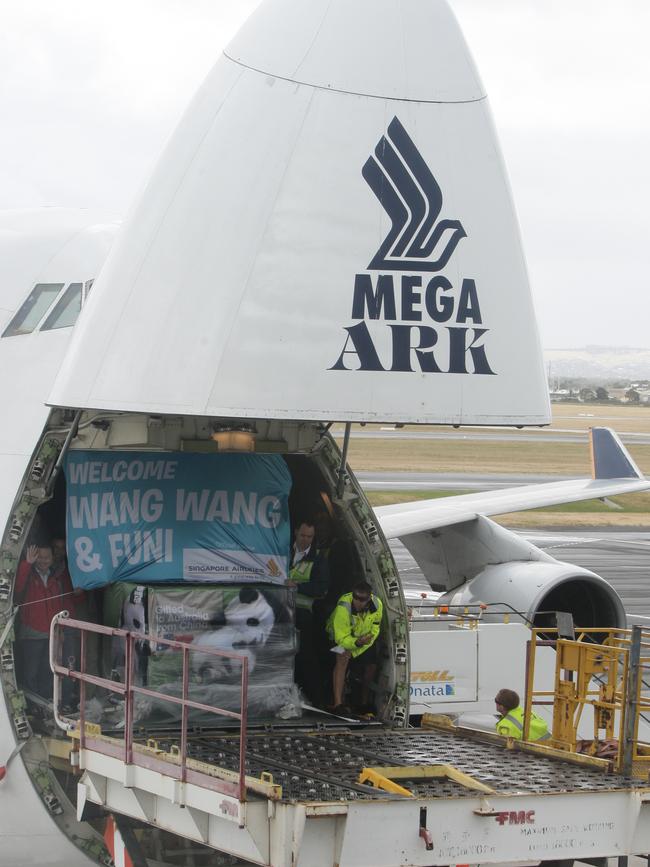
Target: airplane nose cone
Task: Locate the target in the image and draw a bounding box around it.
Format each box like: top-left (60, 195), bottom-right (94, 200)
top-left (49, 0), bottom-right (550, 427)
top-left (226, 0), bottom-right (485, 102)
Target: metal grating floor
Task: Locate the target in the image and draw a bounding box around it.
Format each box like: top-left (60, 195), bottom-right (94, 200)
top-left (152, 727), bottom-right (642, 803)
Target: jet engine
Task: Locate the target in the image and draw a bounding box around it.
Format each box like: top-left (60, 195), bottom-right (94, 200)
top-left (436, 560), bottom-right (626, 630)
top-left (400, 513), bottom-right (626, 630)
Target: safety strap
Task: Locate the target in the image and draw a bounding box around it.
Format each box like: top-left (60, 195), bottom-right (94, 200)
top-left (503, 713), bottom-right (523, 731)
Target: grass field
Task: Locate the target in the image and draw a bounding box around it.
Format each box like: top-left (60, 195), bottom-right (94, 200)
top-left (337, 403), bottom-right (650, 527)
top-left (342, 438), bottom-right (650, 476)
top-left (548, 402), bottom-right (650, 434)
top-left (333, 401), bottom-right (650, 437)
top-left (366, 489), bottom-right (650, 528)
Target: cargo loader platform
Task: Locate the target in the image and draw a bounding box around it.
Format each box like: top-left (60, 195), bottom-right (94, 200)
top-left (72, 724), bottom-right (650, 867)
top-left (162, 727), bottom-right (641, 800)
top-left (52, 617), bottom-right (650, 867)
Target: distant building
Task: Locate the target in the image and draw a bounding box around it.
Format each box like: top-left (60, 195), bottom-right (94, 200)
top-left (548, 388), bottom-right (574, 402)
top-left (608, 387), bottom-right (629, 403)
top-left (606, 386), bottom-right (650, 404)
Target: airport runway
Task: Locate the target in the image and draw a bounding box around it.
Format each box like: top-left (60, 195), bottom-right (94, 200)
top-left (344, 428), bottom-right (650, 444)
top-left (358, 470), bottom-right (574, 490)
top-left (391, 530), bottom-right (650, 618)
top-left (526, 529), bottom-right (650, 620)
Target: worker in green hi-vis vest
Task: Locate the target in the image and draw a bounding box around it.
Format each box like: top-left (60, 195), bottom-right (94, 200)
top-left (288, 519), bottom-right (330, 705)
top-left (495, 688), bottom-right (551, 741)
top-left (288, 520), bottom-right (329, 602)
top-left (326, 581), bottom-right (383, 716)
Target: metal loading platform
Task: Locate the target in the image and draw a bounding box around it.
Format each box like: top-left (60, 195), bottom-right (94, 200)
top-left (52, 617), bottom-right (650, 866)
top-left (159, 728), bottom-right (642, 800)
top-left (72, 725), bottom-right (650, 867)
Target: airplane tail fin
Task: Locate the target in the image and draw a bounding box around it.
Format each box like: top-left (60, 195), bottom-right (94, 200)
top-left (590, 427), bottom-right (644, 480)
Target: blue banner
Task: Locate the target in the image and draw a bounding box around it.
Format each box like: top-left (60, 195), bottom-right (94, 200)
top-left (65, 451), bottom-right (291, 589)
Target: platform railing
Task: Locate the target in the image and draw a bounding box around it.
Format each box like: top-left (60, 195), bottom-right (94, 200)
top-left (49, 613), bottom-right (249, 802)
top-left (407, 600), bottom-right (489, 626)
top-left (524, 625), bottom-right (650, 775)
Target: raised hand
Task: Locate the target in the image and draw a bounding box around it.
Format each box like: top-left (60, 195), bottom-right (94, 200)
top-left (25, 545), bottom-right (38, 564)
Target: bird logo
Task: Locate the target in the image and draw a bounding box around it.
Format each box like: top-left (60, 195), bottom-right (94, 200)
top-left (363, 116), bottom-right (466, 272)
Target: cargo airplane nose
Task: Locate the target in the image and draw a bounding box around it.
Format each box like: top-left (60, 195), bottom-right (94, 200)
top-left (49, 0), bottom-right (549, 428)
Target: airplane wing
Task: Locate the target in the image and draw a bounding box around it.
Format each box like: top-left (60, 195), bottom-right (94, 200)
top-left (375, 427), bottom-right (649, 539)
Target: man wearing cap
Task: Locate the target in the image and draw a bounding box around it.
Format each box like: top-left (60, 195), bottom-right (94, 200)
top-left (327, 580), bottom-right (382, 715)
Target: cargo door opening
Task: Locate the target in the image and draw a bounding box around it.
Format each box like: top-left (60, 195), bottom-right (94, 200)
top-left (12, 433), bottom-right (394, 734)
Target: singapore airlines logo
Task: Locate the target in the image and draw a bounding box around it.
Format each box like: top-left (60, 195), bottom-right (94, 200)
top-left (329, 116), bottom-right (494, 377)
top-left (363, 116), bottom-right (466, 272)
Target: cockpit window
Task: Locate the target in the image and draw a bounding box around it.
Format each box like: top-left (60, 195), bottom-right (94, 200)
top-left (1, 283), bottom-right (64, 337)
top-left (41, 282), bottom-right (83, 331)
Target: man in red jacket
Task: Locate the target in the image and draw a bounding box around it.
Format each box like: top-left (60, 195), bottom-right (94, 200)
top-left (15, 543), bottom-right (73, 699)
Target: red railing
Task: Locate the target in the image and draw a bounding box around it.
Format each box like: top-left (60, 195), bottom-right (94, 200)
top-left (49, 614), bottom-right (249, 802)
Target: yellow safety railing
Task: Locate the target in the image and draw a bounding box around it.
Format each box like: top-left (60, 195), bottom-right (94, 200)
top-left (523, 625), bottom-right (650, 776)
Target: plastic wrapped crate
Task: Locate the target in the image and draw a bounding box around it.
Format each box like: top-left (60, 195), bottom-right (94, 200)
top-left (103, 582), bottom-right (300, 723)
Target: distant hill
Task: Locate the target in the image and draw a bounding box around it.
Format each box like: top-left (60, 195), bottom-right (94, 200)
top-left (544, 347), bottom-right (650, 381)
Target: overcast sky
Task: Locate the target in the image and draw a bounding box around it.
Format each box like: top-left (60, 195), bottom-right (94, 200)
top-left (1, 0), bottom-right (648, 350)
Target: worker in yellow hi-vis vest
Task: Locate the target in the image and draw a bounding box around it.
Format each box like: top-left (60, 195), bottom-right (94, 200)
top-left (495, 688), bottom-right (550, 741)
top-left (327, 581), bottom-right (383, 715)
top-left (288, 521), bottom-right (329, 601)
top-left (288, 519), bottom-right (329, 705)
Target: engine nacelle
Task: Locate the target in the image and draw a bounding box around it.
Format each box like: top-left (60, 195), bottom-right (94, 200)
top-left (400, 514), bottom-right (626, 631)
top-left (437, 560), bottom-right (626, 630)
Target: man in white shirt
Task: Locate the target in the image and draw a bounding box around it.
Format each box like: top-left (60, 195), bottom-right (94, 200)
top-left (288, 519), bottom-right (330, 705)
top-left (290, 522), bottom-right (316, 573)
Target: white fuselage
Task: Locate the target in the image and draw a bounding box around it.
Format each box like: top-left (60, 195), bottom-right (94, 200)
top-left (0, 210), bottom-right (118, 865)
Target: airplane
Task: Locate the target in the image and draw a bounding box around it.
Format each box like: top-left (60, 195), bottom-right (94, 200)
top-left (1, 1), bottom-right (648, 865)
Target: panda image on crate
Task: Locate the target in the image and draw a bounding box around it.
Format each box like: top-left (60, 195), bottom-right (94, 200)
top-left (191, 587), bottom-right (277, 682)
top-left (104, 582), bottom-right (299, 723)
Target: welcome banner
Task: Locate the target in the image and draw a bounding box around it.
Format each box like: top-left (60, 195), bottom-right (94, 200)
top-left (65, 450), bottom-right (291, 589)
